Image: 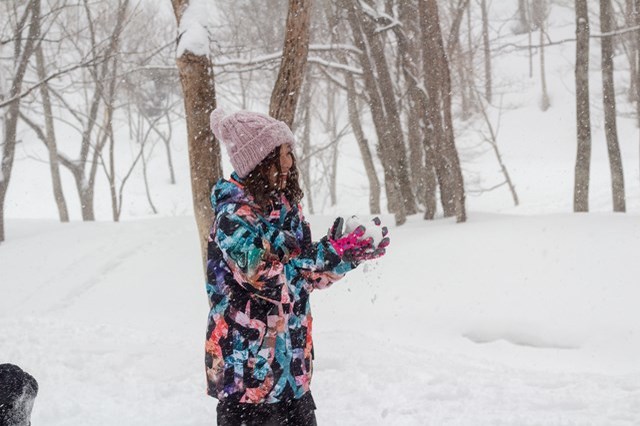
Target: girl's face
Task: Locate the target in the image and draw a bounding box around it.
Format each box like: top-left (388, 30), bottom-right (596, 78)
top-left (268, 144), bottom-right (294, 191)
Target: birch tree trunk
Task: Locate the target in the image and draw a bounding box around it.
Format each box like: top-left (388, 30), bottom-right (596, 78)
top-left (172, 0), bottom-right (223, 267)
top-left (599, 0), bottom-right (626, 212)
top-left (269, 0), bottom-right (311, 128)
top-left (574, 0), bottom-right (591, 212)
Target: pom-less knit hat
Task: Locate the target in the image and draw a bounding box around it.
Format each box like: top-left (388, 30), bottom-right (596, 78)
top-left (210, 108), bottom-right (296, 178)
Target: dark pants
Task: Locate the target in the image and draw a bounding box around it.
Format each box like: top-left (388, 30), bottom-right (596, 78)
top-left (216, 392), bottom-right (317, 426)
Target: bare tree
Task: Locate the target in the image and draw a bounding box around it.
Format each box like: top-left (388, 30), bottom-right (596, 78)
top-left (480, 0), bottom-right (492, 103)
top-left (172, 0), bottom-right (223, 266)
top-left (345, 78), bottom-right (381, 214)
top-left (343, 0), bottom-right (419, 224)
top-left (17, 1), bottom-right (71, 223)
top-left (600, 0), bottom-right (626, 212)
top-left (316, 1), bottom-right (380, 213)
top-left (636, 0), bottom-right (640, 186)
top-left (343, 0), bottom-right (405, 223)
top-left (515, 0), bottom-right (531, 34)
top-left (396, 0), bottom-right (434, 213)
top-left (35, 41), bottom-right (69, 223)
top-left (446, 0), bottom-right (472, 121)
top-left (533, 0), bottom-right (550, 110)
top-left (323, 2), bottom-right (380, 214)
top-left (297, 77), bottom-right (315, 213)
top-left (41, 0), bottom-right (132, 221)
top-left (269, 0), bottom-right (311, 127)
top-left (475, 94), bottom-right (519, 206)
top-left (420, 0), bottom-right (466, 222)
top-left (574, 0), bottom-right (592, 212)
top-left (0, 0), bottom-right (41, 243)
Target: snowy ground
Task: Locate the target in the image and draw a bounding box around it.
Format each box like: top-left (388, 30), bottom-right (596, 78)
top-left (1, 213), bottom-right (639, 425)
top-left (3, 2), bottom-right (640, 425)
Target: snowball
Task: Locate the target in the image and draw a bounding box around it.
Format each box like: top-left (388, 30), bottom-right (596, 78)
top-left (344, 215), bottom-right (385, 246)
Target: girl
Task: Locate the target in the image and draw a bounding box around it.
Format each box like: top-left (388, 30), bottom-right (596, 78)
top-left (206, 108), bottom-right (388, 425)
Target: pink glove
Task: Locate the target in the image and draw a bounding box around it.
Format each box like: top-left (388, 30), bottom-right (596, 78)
top-left (327, 216), bottom-right (390, 263)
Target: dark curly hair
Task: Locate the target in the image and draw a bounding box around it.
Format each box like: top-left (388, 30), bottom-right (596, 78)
top-left (243, 145), bottom-right (304, 210)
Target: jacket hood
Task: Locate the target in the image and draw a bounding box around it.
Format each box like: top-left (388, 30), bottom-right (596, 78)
top-left (210, 172), bottom-right (250, 213)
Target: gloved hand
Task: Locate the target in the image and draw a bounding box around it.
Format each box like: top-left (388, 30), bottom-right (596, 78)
top-left (327, 216), bottom-right (389, 263)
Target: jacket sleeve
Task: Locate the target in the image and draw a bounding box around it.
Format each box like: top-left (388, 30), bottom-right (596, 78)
top-left (289, 218), bottom-right (357, 291)
top-left (214, 202), bottom-right (300, 298)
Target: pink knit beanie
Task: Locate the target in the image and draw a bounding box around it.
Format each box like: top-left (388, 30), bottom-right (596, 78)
top-left (210, 108), bottom-right (296, 178)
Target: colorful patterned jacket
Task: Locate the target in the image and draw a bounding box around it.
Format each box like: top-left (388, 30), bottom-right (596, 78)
top-left (205, 172), bottom-right (355, 404)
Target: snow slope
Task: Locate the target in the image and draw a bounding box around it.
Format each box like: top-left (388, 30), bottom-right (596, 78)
top-left (3, 1), bottom-right (640, 425)
top-left (1, 214), bottom-right (639, 425)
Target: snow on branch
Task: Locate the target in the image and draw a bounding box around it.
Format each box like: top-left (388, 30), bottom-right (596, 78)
top-left (216, 44), bottom-right (361, 67)
top-left (215, 51), bottom-right (282, 67)
top-left (497, 24), bottom-right (640, 52)
top-left (128, 45), bottom-right (363, 77)
top-left (217, 55), bottom-right (362, 75)
top-left (308, 44), bottom-right (362, 55)
top-left (592, 24), bottom-right (640, 38)
top-left (357, 0), bottom-right (402, 34)
top-left (307, 57), bottom-right (362, 75)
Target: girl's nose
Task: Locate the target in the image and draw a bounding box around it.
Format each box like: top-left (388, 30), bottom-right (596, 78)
top-left (281, 156), bottom-right (293, 173)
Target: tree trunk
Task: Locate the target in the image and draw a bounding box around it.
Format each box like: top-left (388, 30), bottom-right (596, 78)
top-left (163, 112), bottom-right (176, 184)
top-left (0, 0), bottom-right (41, 243)
top-left (326, 2), bottom-right (378, 215)
top-left (343, 0), bottom-right (406, 224)
top-left (600, 0), bottom-right (626, 212)
top-left (62, 0), bottom-right (130, 222)
top-left (326, 87), bottom-right (338, 207)
top-left (636, 0), bottom-right (640, 187)
top-left (466, 2), bottom-right (477, 106)
top-left (574, 0), bottom-right (591, 212)
top-left (397, 1), bottom-right (429, 209)
top-left (420, 0), bottom-right (467, 222)
top-left (269, 0), bottom-right (311, 128)
top-left (623, 0), bottom-right (637, 102)
top-left (517, 0), bottom-right (530, 33)
top-left (35, 28), bottom-right (68, 222)
top-left (528, 0), bottom-right (534, 78)
top-left (346, 81), bottom-right (381, 215)
top-left (422, 130), bottom-right (439, 220)
top-left (360, 2), bottom-right (417, 216)
top-left (172, 0), bottom-right (223, 268)
top-left (540, 21), bottom-right (551, 110)
top-left (299, 79), bottom-right (315, 214)
top-left (636, 0), bottom-right (640, 126)
top-left (108, 106), bottom-right (119, 222)
top-left (481, 0), bottom-right (492, 103)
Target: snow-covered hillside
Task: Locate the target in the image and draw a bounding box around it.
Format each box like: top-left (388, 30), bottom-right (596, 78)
top-left (1, 214), bottom-right (639, 425)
